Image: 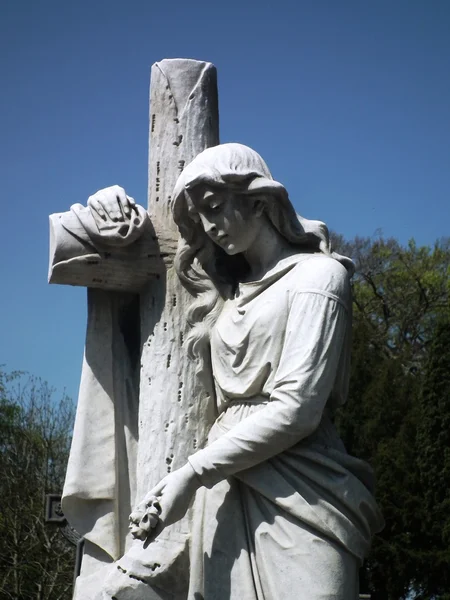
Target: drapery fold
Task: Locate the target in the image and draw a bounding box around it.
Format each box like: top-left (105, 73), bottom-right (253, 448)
top-left (62, 289), bottom-right (139, 567)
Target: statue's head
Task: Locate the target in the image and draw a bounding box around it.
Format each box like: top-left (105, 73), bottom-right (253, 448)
top-left (173, 144), bottom-right (301, 259)
top-left (173, 143), bottom-right (349, 297)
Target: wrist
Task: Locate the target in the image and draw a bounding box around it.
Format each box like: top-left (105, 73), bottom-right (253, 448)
top-left (180, 462), bottom-right (202, 491)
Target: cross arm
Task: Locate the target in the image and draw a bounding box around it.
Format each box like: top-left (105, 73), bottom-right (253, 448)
top-left (48, 201), bottom-right (171, 292)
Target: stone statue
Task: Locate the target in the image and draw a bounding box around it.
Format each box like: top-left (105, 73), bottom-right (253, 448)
top-left (128, 143), bottom-right (384, 599)
top-left (49, 60), bottom-right (383, 600)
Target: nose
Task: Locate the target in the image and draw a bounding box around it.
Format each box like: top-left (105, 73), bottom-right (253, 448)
top-left (202, 217), bottom-right (217, 235)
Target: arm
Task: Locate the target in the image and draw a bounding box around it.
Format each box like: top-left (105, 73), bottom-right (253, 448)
top-left (188, 289), bottom-right (349, 488)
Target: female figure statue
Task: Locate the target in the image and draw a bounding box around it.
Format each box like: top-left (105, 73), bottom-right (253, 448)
top-left (130, 143), bottom-right (383, 599)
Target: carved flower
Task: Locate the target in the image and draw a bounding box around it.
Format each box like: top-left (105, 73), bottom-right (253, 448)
top-left (129, 496), bottom-right (161, 541)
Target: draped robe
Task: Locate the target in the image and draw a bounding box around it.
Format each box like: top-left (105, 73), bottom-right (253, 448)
top-left (186, 252), bottom-right (384, 599)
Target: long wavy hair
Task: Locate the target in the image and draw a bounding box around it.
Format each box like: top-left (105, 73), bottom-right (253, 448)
top-left (172, 143), bottom-right (353, 376)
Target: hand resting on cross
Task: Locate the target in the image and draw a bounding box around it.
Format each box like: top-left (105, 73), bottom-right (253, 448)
top-left (71, 184), bottom-right (150, 247)
top-left (88, 185), bottom-right (138, 225)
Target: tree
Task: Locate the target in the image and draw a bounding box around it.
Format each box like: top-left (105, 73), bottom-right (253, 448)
top-left (333, 235), bottom-right (450, 599)
top-left (332, 235), bottom-right (450, 364)
top-left (0, 370), bottom-right (76, 600)
top-left (414, 320), bottom-right (450, 599)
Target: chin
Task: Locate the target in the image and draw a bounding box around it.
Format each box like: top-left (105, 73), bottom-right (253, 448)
top-left (223, 244), bottom-right (240, 255)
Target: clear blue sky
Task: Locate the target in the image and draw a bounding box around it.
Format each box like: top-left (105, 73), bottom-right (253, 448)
top-left (1, 0), bottom-right (449, 403)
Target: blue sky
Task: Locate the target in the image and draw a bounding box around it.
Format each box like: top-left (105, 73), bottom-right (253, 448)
top-left (1, 0), bottom-right (449, 402)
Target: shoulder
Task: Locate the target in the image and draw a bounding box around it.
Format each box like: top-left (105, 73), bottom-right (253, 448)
top-left (287, 254), bottom-right (351, 305)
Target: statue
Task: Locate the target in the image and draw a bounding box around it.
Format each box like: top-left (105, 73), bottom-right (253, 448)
top-left (49, 60), bottom-right (383, 600)
top-left (128, 143), bottom-right (384, 598)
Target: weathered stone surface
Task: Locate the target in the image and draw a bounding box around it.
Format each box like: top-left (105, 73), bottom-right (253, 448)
top-left (125, 58), bottom-right (219, 592)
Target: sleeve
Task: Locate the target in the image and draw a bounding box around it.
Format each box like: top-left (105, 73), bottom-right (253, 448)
top-left (188, 287), bottom-right (350, 488)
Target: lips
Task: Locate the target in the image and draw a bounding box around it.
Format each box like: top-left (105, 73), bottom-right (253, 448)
top-left (215, 234), bottom-right (228, 244)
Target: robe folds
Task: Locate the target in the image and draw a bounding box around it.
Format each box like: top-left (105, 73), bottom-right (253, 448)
top-left (187, 253), bottom-right (384, 600)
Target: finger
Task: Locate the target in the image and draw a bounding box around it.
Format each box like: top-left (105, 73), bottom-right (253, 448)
top-left (114, 197), bottom-right (125, 221)
top-left (143, 519), bottom-right (165, 549)
top-left (121, 200), bottom-right (131, 218)
top-left (129, 509), bottom-right (145, 524)
top-left (143, 482), bottom-right (166, 505)
top-left (112, 186), bottom-right (127, 222)
top-left (144, 494), bottom-right (159, 505)
top-left (122, 195), bottom-right (134, 218)
top-left (139, 511), bottom-right (159, 532)
top-left (88, 196), bottom-right (107, 221)
top-left (97, 197), bottom-right (119, 221)
top-left (129, 522), bottom-right (147, 541)
top-left (93, 191), bottom-right (120, 222)
top-left (127, 195), bottom-right (139, 217)
top-left (96, 186), bottom-right (122, 222)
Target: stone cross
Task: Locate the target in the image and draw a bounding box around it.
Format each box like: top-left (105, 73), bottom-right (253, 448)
top-left (49, 59), bottom-right (219, 599)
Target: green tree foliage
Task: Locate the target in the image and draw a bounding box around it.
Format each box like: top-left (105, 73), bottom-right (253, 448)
top-left (334, 235), bottom-right (450, 362)
top-left (333, 235), bottom-right (450, 599)
top-left (414, 321), bottom-right (450, 599)
top-left (0, 370), bottom-right (76, 600)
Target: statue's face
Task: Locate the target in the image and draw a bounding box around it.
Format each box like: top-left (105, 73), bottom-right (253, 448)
top-left (189, 186), bottom-right (264, 255)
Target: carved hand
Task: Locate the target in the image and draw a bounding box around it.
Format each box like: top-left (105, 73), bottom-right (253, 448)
top-left (129, 463), bottom-right (201, 542)
top-left (68, 184), bottom-right (150, 248)
top-left (87, 185), bottom-right (137, 226)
